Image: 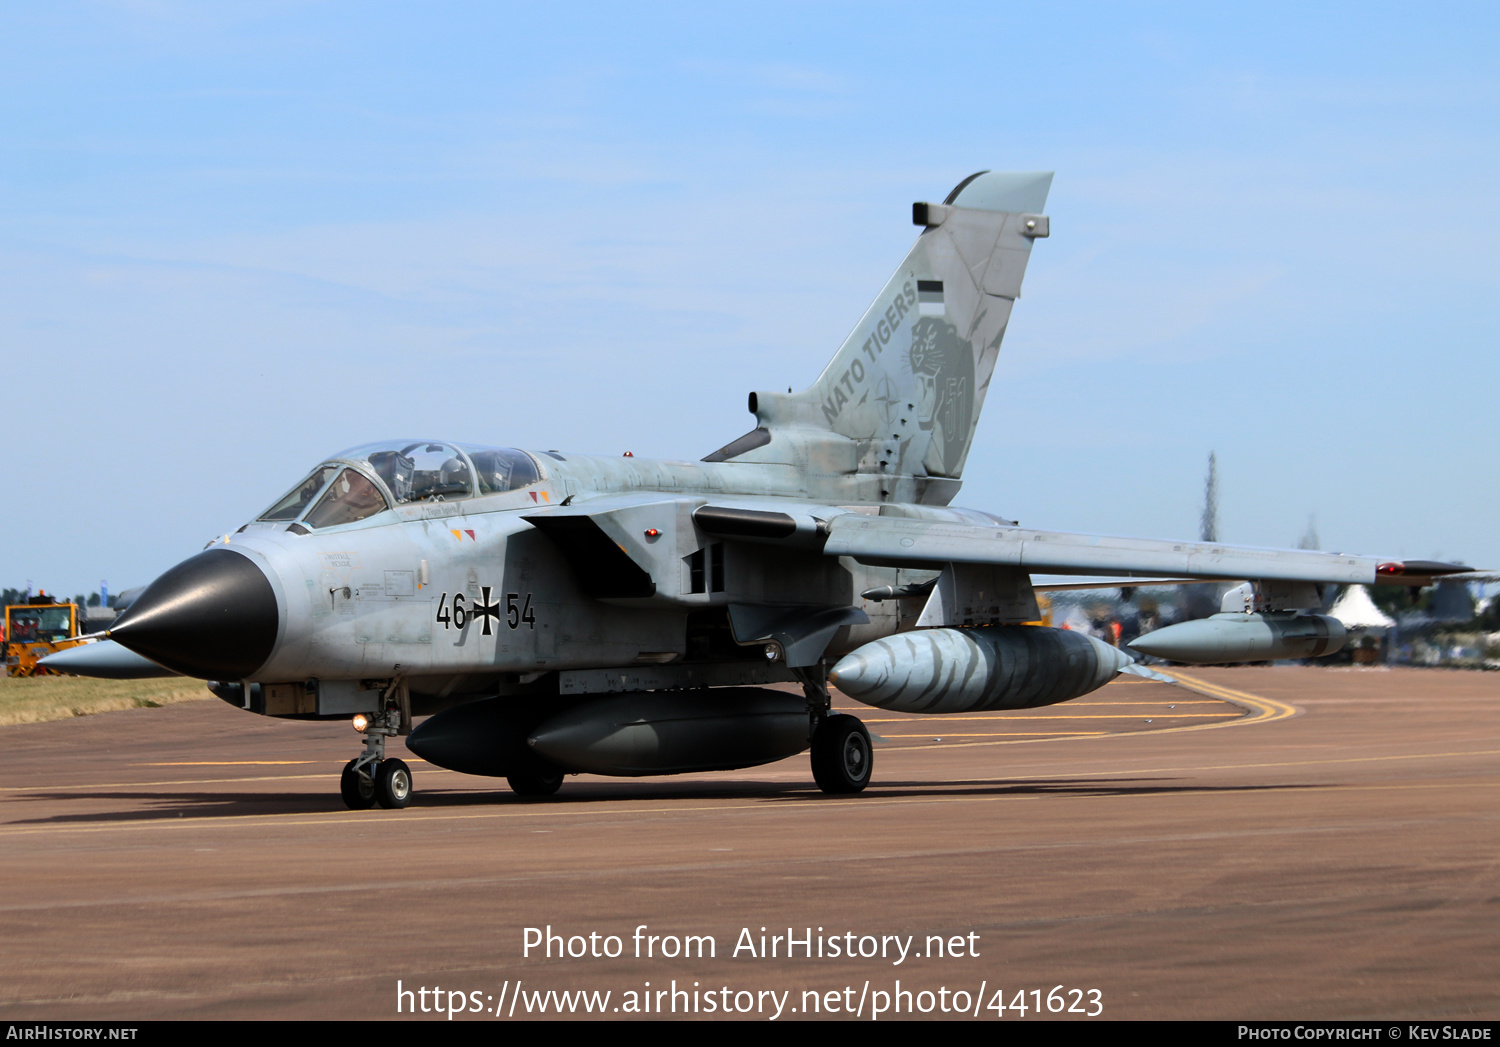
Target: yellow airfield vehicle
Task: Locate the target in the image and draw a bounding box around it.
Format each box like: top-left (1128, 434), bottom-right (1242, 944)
top-left (5, 595), bottom-right (84, 677)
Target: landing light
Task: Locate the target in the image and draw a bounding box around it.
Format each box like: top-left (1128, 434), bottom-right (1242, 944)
top-left (352, 713), bottom-right (370, 733)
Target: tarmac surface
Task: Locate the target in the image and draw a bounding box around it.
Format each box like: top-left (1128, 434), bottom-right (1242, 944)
top-left (1, 666), bottom-right (1497, 1021)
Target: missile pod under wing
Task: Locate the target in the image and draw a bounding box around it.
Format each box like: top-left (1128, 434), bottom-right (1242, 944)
top-left (1127, 613), bottom-right (1346, 665)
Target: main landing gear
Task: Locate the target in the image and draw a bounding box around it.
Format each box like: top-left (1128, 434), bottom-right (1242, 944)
top-left (810, 715), bottom-right (873, 794)
top-left (342, 680), bottom-right (414, 810)
top-left (506, 770), bottom-right (564, 798)
top-left (796, 661), bottom-right (873, 795)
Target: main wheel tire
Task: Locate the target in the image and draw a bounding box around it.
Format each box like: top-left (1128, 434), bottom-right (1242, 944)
top-left (811, 715), bottom-right (873, 794)
top-left (507, 771), bottom-right (564, 798)
top-left (375, 759), bottom-right (413, 809)
top-left (341, 758), bottom-right (376, 810)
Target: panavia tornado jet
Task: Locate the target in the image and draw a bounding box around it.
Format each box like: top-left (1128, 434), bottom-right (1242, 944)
top-left (48, 170), bottom-right (1471, 808)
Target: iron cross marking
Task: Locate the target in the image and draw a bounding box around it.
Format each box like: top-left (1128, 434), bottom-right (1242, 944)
top-left (474, 586), bottom-right (502, 636)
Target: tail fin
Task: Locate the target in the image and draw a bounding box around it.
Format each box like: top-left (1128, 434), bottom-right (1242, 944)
top-left (711, 171), bottom-right (1052, 504)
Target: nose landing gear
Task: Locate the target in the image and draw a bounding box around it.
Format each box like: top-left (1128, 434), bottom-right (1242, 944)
top-left (340, 757), bottom-right (377, 809)
top-left (341, 679), bottom-right (414, 810)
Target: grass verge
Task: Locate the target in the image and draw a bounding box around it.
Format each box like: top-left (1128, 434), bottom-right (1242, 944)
top-left (0, 674), bottom-right (210, 727)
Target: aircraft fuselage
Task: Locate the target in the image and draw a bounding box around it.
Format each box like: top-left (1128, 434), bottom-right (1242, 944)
top-left (196, 448), bottom-right (921, 717)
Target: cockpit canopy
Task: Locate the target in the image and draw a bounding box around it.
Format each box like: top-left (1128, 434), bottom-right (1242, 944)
top-left (257, 440), bottom-right (541, 529)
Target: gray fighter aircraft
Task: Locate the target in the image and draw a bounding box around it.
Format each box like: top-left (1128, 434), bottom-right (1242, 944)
top-left (46, 170), bottom-right (1469, 808)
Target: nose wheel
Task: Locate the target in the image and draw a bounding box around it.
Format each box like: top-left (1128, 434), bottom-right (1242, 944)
top-left (341, 752), bottom-right (413, 810)
top-left (341, 681), bottom-right (414, 810)
top-left (341, 758), bottom-right (377, 809)
top-left (375, 759), bottom-right (413, 808)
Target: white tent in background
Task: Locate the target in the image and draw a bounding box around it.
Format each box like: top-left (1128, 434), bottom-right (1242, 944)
top-left (1329, 585), bottom-right (1395, 631)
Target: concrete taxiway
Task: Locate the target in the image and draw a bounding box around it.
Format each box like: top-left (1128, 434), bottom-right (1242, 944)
top-left (0, 667), bottom-right (1496, 1020)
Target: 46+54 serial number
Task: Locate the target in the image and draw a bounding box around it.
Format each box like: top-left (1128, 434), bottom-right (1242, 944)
top-left (434, 587), bottom-right (534, 634)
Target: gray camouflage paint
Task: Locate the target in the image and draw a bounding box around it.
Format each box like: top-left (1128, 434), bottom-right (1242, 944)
top-left (726, 173), bottom-right (1050, 485)
top-left (73, 171), bottom-right (1429, 733)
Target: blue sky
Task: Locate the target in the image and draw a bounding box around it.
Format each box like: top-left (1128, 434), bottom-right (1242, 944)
top-left (3, 2), bottom-right (1497, 595)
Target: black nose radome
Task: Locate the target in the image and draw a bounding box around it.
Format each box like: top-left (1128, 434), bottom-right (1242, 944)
top-left (110, 548), bottom-right (279, 679)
